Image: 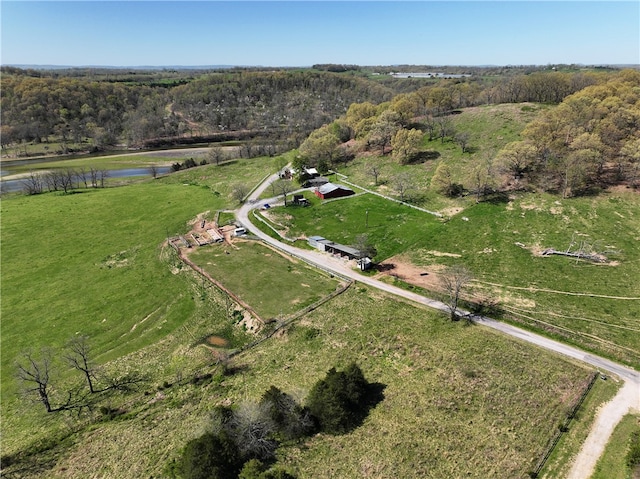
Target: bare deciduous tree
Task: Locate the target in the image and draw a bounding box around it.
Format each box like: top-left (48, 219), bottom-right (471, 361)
top-left (365, 163), bottom-right (381, 186)
top-left (231, 183), bottom-right (249, 203)
top-left (98, 169), bottom-right (109, 188)
top-left (392, 172), bottom-right (415, 202)
top-left (64, 335), bottom-right (97, 393)
top-left (436, 117), bottom-right (455, 143)
top-left (440, 265), bottom-right (473, 321)
top-left (59, 169), bottom-right (75, 194)
top-left (225, 401), bottom-right (278, 461)
top-left (76, 167), bottom-right (89, 188)
top-left (21, 171), bottom-right (44, 195)
top-left (273, 179), bottom-right (292, 206)
top-left (207, 147), bottom-right (225, 166)
top-left (16, 349), bottom-right (56, 412)
top-left (90, 167), bottom-right (99, 188)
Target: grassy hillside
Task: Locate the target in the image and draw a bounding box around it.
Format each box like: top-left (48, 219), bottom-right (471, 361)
top-left (262, 189), bottom-right (640, 367)
top-left (2, 285), bottom-right (600, 479)
top-left (2, 104), bottom-right (637, 478)
top-left (0, 158), bottom-right (271, 402)
top-left (261, 103), bottom-right (640, 367)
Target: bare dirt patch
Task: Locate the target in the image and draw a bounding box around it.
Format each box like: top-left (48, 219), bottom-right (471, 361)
top-left (374, 255), bottom-right (445, 291)
top-left (206, 335), bottom-right (230, 347)
top-left (441, 206), bottom-right (464, 217)
top-left (239, 310), bottom-right (261, 333)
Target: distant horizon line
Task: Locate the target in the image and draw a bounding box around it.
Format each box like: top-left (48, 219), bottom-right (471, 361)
top-left (4, 63), bottom-right (639, 71)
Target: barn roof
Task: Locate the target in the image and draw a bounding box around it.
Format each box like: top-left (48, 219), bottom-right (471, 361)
top-left (318, 183), bottom-right (353, 195)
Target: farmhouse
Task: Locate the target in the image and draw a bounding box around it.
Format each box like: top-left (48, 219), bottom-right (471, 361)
top-left (314, 183), bottom-right (355, 200)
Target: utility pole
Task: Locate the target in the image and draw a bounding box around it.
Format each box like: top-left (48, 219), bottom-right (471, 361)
top-left (365, 210), bottom-right (369, 229)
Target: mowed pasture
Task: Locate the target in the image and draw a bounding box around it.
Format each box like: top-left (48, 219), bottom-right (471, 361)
top-left (262, 190), bottom-right (640, 367)
top-left (0, 159), bottom-right (272, 446)
top-left (187, 241), bottom-right (342, 320)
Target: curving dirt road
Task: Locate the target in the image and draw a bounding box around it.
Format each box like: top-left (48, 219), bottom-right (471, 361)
top-left (237, 174), bottom-right (640, 479)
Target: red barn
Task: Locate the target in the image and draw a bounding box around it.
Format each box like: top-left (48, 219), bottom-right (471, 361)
top-left (314, 183), bottom-right (355, 200)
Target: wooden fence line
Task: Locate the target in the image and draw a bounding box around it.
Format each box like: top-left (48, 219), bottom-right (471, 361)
top-left (530, 371), bottom-right (599, 477)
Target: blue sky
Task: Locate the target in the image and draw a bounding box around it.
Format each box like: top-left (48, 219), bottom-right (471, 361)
top-left (1, 1), bottom-right (638, 67)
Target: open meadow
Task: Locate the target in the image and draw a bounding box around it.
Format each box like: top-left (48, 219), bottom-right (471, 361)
top-left (2, 282), bottom-right (607, 479)
top-left (0, 158), bottom-right (273, 451)
top-left (261, 188), bottom-right (640, 368)
top-left (2, 100), bottom-right (639, 477)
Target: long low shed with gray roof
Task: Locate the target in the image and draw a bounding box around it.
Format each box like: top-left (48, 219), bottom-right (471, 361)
top-left (307, 236), bottom-right (361, 259)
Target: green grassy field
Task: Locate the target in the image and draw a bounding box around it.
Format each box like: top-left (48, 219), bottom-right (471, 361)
top-left (187, 241), bottom-right (342, 320)
top-left (0, 158), bottom-right (271, 397)
top-left (261, 189), bottom-right (640, 367)
top-left (2, 286), bottom-right (596, 479)
top-left (590, 413), bottom-right (640, 479)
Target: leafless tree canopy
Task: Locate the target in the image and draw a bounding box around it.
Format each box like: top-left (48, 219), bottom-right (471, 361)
top-left (231, 183), bottom-right (249, 204)
top-left (224, 401), bottom-right (278, 461)
top-left (16, 349), bottom-right (55, 412)
top-left (64, 335), bottom-right (97, 393)
top-left (392, 172), bottom-right (415, 202)
top-left (273, 179), bottom-right (293, 206)
top-left (440, 265), bottom-right (473, 321)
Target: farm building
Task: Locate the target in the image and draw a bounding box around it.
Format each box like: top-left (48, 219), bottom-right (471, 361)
top-left (308, 236), bottom-right (327, 249)
top-left (314, 183), bottom-right (355, 200)
top-left (324, 242), bottom-right (361, 260)
top-left (292, 194), bottom-right (310, 206)
top-left (307, 236), bottom-right (362, 259)
top-left (308, 236), bottom-right (334, 251)
top-left (304, 167), bottom-right (319, 178)
top-left (303, 176), bottom-right (329, 188)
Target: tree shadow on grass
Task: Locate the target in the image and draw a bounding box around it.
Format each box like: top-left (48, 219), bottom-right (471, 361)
top-left (483, 191), bottom-right (510, 205)
top-left (217, 160), bottom-right (238, 167)
top-left (364, 382), bottom-right (386, 411)
top-left (375, 263), bottom-right (396, 273)
top-left (406, 150), bottom-right (440, 165)
top-left (345, 382), bottom-right (387, 433)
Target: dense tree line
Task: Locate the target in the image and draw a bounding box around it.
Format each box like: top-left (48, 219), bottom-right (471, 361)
top-left (495, 70), bottom-right (640, 196)
top-left (2, 66), bottom-right (616, 158)
top-left (170, 70), bottom-right (394, 143)
top-left (296, 69), bottom-right (638, 199)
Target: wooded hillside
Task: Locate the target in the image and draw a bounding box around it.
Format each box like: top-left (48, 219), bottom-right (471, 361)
top-left (295, 69), bottom-right (640, 196)
top-left (1, 65), bottom-right (617, 157)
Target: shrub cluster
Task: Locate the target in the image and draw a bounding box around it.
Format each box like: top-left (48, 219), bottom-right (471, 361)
top-left (174, 363), bottom-right (381, 479)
